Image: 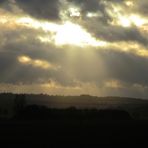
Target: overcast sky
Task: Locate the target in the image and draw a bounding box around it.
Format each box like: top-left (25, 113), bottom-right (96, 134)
top-left (0, 0), bottom-right (148, 98)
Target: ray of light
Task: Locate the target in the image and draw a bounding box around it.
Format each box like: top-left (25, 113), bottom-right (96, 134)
top-left (1, 13), bottom-right (148, 59)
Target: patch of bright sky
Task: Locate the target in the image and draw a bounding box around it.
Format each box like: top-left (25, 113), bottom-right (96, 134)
top-left (69, 7), bottom-right (81, 17)
top-left (108, 41), bottom-right (148, 58)
top-left (86, 12), bottom-right (100, 18)
top-left (54, 21), bottom-right (107, 47)
top-left (117, 14), bottom-right (147, 27)
top-left (18, 55), bottom-right (58, 70)
top-left (125, 1), bottom-right (134, 7)
top-left (16, 16), bottom-right (107, 47)
top-left (107, 2), bottom-right (148, 28)
top-left (1, 10), bottom-right (148, 59)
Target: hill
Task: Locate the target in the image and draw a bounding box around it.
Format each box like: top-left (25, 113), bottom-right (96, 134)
top-left (0, 93), bottom-right (148, 119)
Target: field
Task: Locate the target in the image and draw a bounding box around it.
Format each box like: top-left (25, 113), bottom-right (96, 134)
top-left (0, 119), bottom-right (148, 147)
top-left (1, 94), bottom-right (148, 147)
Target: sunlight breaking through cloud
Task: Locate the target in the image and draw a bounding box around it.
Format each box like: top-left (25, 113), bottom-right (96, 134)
top-left (108, 3), bottom-right (148, 28)
top-left (0, 0), bottom-right (148, 97)
top-left (18, 55), bottom-right (59, 70)
top-left (17, 16), bottom-right (107, 47)
top-left (54, 21), bottom-right (107, 47)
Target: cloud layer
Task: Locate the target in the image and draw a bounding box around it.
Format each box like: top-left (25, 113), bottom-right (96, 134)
top-left (0, 0), bottom-right (148, 98)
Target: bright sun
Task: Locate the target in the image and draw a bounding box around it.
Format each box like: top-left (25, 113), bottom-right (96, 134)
top-left (55, 22), bottom-right (88, 46)
top-left (55, 21), bottom-right (106, 47)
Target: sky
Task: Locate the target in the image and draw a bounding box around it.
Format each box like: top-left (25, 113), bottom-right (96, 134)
top-left (0, 0), bottom-right (148, 98)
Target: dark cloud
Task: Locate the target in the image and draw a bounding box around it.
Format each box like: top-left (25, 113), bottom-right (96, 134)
top-left (68, 0), bottom-right (102, 12)
top-left (83, 21), bottom-right (148, 45)
top-left (66, 0), bottom-right (148, 46)
top-left (135, 0), bottom-right (148, 15)
top-left (0, 0), bottom-right (5, 4)
top-left (96, 49), bottom-right (148, 86)
top-left (67, 0), bottom-right (111, 23)
top-left (0, 26), bottom-right (78, 86)
top-left (15, 0), bottom-right (60, 20)
top-left (0, 0), bottom-right (148, 97)
top-left (1, 21), bottom-right (148, 88)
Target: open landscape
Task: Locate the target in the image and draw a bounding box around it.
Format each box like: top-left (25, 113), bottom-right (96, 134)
top-left (0, 93), bottom-right (148, 147)
top-left (0, 0), bottom-right (148, 147)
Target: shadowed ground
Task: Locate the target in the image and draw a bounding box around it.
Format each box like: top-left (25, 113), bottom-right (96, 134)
top-left (0, 94), bottom-right (148, 147)
top-left (0, 117), bottom-right (148, 147)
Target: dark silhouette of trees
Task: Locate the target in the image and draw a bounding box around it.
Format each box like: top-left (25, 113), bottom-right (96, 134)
top-left (16, 105), bottom-right (49, 120)
top-left (0, 93), bottom-right (148, 119)
top-left (14, 94), bottom-right (27, 117)
top-left (14, 104), bottom-right (132, 120)
top-left (96, 109), bottom-right (132, 120)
